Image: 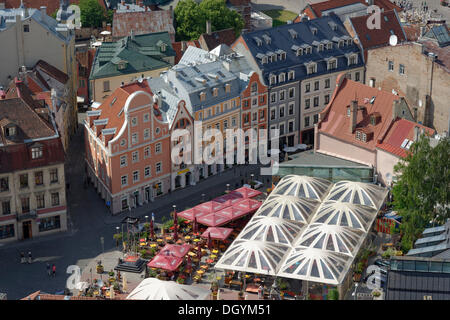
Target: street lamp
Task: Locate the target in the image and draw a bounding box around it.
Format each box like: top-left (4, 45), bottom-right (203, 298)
top-left (226, 183), bottom-right (230, 192)
top-left (201, 193), bottom-right (205, 202)
top-left (115, 226), bottom-right (119, 248)
top-left (145, 215), bottom-right (149, 224)
top-left (352, 283), bottom-right (359, 300)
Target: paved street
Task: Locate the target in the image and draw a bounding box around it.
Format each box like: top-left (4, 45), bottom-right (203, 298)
top-left (0, 114), bottom-right (271, 300)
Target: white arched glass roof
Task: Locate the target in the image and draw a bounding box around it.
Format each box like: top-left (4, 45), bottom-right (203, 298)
top-left (312, 201), bottom-right (377, 232)
top-left (325, 181), bottom-right (388, 209)
top-left (255, 194), bottom-right (319, 223)
top-left (294, 223), bottom-right (364, 256)
top-left (237, 216), bottom-right (305, 245)
top-left (278, 247), bottom-right (353, 285)
top-left (272, 175), bottom-right (332, 200)
top-left (215, 240), bottom-right (288, 275)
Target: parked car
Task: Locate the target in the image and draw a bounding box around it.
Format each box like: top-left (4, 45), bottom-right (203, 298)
top-left (374, 259), bottom-right (390, 268)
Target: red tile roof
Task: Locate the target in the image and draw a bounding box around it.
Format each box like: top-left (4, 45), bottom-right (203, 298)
top-left (112, 10), bottom-right (175, 41)
top-left (403, 24), bottom-right (421, 41)
top-left (318, 76), bottom-right (404, 151)
top-left (4, 0), bottom-right (107, 15)
top-left (35, 60), bottom-right (69, 84)
top-left (376, 118), bottom-right (435, 157)
top-left (199, 28), bottom-right (237, 51)
top-left (349, 10), bottom-right (406, 50)
top-left (172, 40), bottom-right (201, 64)
top-left (303, 0), bottom-right (401, 18)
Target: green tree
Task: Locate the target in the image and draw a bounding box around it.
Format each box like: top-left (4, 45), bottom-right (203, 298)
top-left (79, 0), bottom-right (107, 28)
top-left (392, 135), bottom-right (450, 252)
top-left (174, 0), bottom-right (244, 41)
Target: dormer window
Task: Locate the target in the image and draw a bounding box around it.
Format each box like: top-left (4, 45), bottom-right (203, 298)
top-left (254, 37), bottom-right (262, 46)
top-left (262, 56), bottom-right (268, 64)
top-left (212, 87), bottom-right (219, 97)
top-left (370, 112), bottom-right (381, 126)
top-left (327, 58), bottom-right (337, 70)
top-left (288, 70), bottom-right (295, 80)
top-left (297, 48), bottom-right (303, 56)
top-left (347, 39), bottom-right (353, 46)
top-left (348, 54), bottom-right (358, 66)
top-left (262, 34), bottom-right (271, 44)
top-left (305, 46), bottom-right (312, 54)
top-left (288, 29), bottom-right (297, 39)
top-left (318, 44), bottom-right (324, 52)
top-left (117, 61), bottom-right (127, 70)
top-left (225, 83), bottom-right (231, 93)
top-left (327, 43), bottom-right (333, 50)
top-left (279, 52), bottom-right (286, 60)
top-left (200, 92), bottom-right (206, 101)
top-left (272, 54), bottom-right (277, 62)
top-left (305, 62), bottom-right (317, 75)
top-left (4, 125), bottom-right (16, 137)
top-left (31, 145), bottom-right (43, 159)
top-left (279, 73), bottom-right (285, 83)
top-left (157, 40), bottom-right (167, 52)
top-left (338, 40), bottom-right (344, 48)
top-left (311, 27), bottom-right (318, 35)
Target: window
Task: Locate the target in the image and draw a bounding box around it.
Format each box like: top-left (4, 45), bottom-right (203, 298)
top-left (388, 61), bottom-right (394, 71)
top-left (314, 81), bottom-right (319, 91)
top-left (0, 224), bottom-right (15, 239)
top-left (338, 40), bottom-right (344, 48)
top-left (144, 128), bottom-right (150, 140)
top-left (251, 82), bottom-right (258, 92)
top-left (279, 90), bottom-right (285, 101)
top-left (288, 121), bottom-right (294, 133)
top-left (279, 123), bottom-right (285, 135)
top-left (269, 75), bottom-right (276, 85)
top-left (252, 98), bottom-right (257, 106)
top-left (279, 73), bottom-right (285, 83)
top-left (289, 88), bottom-right (295, 98)
top-left (325, 78), bottom-right (330, 89)
top-left (50, 192), bottom-right (60, 206)
top-left (318, 44), bottom-right (324, 52)
top-left (156, 162), bottom-right (162, 174)
top-left (305, 83), bottom-right (310, 93)
top-left (23, 24), bottom-right (29, 32)
top-left (155, 142), bottom-right (162, 154)
top-left (304, 116), bottom-right (310, 127)
top-left (244, 113), bottom-right (250, 124)
top-left (5, 126), bottom-right (16, 137)
top-left (305, 99), bottom-right (310, 109)
top-left (144, 166), bottom-right (151, 177)
top-left (121, 175), bottom-right (128, 186)
top-left (279, 106), bottom-right (285, 118)
top-left (143, 113), bottom-right (150, 123)
top-left (224, 120), bottom-right (228, 129)
top-left (31, 146), bottom-right (43, 159)
top-left (103, 80), bottom-right (110, 92)
top-left (21, 197), bottom-right (30, 213)
top-left (131, 117), bottom-right (137, 127)
top-left (35, 194), bottom-right (45, 209)
top-left (252, 112), bottom-right (257, 121)
top-left (121, 198), bottom-right (128, 210)
top-left (212, 87), bottom-right (218, 97)
top-left (198, 112), bottom-right (203, 120)
top-left (313, 114), bottom-right (319, 124)
top-left (270, 93), bottom-right (276, 103)
top-left (35, 171), bottom-right (44, 186)
top-left (324, 94), bottom-right (330, 105)
top-left (270, 108), bottom-right (276, 120)
top-left (306, 46), bottom-right (312, 54)
top-left (232, 117), bottom-right (236, 126)
top-left (207, 109), bottom-right (212, 118)
top-left (288, 103), bottom-right (294, 115)
top-left (39, 216), bottom-right (60, 232)
top-left (314, 97), bottom-right (319, 107)
top-left (224, 102), bottom-right (229, 111)
top-left (307, 64), bottom-right (316, 74)
top-left (200, 92), bottom-right (206, 101)
top-left (215, 123), bottom-right (220, 130)
top-left (2, 200), bottom-right (11, 215)
top-left (132, 151), bottom-right (139, 163)
top-left (349, 55), bottom-right (357, 65)
top-left (133, 171), bottom-right (139, 183)
top-left (120, 155), bottom-right (127, 167)
top-left (356, 131), bottom-right (361, 140)
top-left (144, 146), bottom-right (150, 159)
top-left (225, 84), bottom-right (231, 93)
top-left (79, 79), bottom-right (85, 88)
top-left (19, 174), bottom-right (28, 188)
top-left (355, 72), bottom-right (360, 82)
top-left (362, 133), bottom-right (367, 142)
top-left (131, 133), bottom-right (138, 145)
top-left (288, 71), bottom-right (295, 80)
top-left (399, 64), bottom-right (405, 75)
top-left (259, 110), bottom-right (265, 120)
top-left (259, 95), bottom-right (265, 104)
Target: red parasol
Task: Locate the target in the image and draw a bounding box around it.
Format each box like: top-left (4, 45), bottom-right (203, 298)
top-left (147, 255), bottom-right (183, 272)
top-left (230, 186), bottom-right (262, 199)
top-left (173, 207), bottom-right (178, 241)
top-left (201, 227), bottom-right (233, 241)
top-left (178, 207), bottom-right (209, 221)
top-left (197, 211), bottom-right (232, 227)
top-left (159, 244), bottom-right (191, 258)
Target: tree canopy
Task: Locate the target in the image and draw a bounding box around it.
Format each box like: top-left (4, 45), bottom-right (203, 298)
top-left (79, 0), bottom-right (108, 28)
top-left (174, 0), bottom-right (244, 41)
top-left (392, 135), bottom-right (450, 252)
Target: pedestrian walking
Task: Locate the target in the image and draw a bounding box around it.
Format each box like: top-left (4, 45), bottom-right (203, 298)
top-left (258, 285), bottom-right (264, 299)
top-left (20, 251), bottom-right (25, 264)
top-left (46, 263), bottom-right (51, 277)
top-left (52, 264), bottom-right (56, 277)
top-left (28, 251), bottom-right (32, 264)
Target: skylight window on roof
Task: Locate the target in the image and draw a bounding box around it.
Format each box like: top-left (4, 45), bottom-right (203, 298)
top-left (262, 34), bottom-right (271, 44)
top-left (311, 27), bottom-right (318, 35)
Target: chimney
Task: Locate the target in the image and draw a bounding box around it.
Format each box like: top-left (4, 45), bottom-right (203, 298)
top-left (40, 6), bottom-right (46, 17)
top-left (350, 100), bottom-right (358, 133)
top-left (206, 20), bottom-right (212, 35)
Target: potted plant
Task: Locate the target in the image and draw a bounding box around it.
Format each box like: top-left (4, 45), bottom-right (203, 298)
top-left (327, 288), bottom-right (339, 300)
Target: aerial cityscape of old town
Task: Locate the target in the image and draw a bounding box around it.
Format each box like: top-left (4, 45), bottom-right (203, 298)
top-left (0, 0), bottom-right (449, 305)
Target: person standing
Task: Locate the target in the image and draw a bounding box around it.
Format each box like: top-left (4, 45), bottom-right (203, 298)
top-left (46, 263), bottom-right (51, 277)
top-left (20, 252), bottom-right (25, 264)
top-left (258, 285), bottom-right (263, 299)
top-left (28, 251), bottom-right (32, 264)
top-left (52, 264), bottom-right (56, 277)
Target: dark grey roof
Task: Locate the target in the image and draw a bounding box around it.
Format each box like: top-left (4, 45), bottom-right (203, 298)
top-left (423, 25), bottom-right (450, 47)
top-left (281, 150), bottom-right (371, 168)
top-left (386, 270), bottom-right (450, 300)
top-left (239, 14), bottom-right (363, 85)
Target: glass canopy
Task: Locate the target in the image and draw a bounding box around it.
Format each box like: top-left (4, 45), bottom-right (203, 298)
top-left (255, 194), bottom-right (319, 223)
top-left (272, 175), bottom-right (332, 200)
top-left (325, 181), bottom-right (388, 209)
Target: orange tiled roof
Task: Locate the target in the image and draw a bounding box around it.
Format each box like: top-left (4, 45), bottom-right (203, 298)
top-left (376, 118), bottom-right (435, 158)
top-left (305, 0), bottom-right (401, 18)
top-left (318, 76), bottom-right (402, 151)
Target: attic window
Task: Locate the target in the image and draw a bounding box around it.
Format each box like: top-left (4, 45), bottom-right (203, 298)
top-left (279, 73), bottom-right (285, 82)
top-left (338, 40), bottom-right (344, 48)
top-left (254, 37), bottom-right (262, 46)
top-left (31, 145), bottom-right (43, 159)
top-left (269, 75), bottom-right (276, 85)
top-left (262, 34), bottom-right (271, 44)
top-left (117, 62), bottom-right (127, 70)
top-left (318, 44), bottom-right (324, 52)
top-left (225, 83), bottom-right (231, 93)
top-left (311, 27), bottom-right (318, 35)
top-left (200, 92), bottom-right (206, 101)
top-left (327, 58), bottom-right (337, 70)
top-left (288, 70), bottom-right (295, 80)
top-left (212, 87), bottom-right (219, 97)
top-left (288, 29), bottom-right (297, 39)
top-left (305, 46), bottom-right (312, 54)
top-left (296, 48), bottom-right (303, 56)
top-left (370, 113), bottom-right (381, 125)
top-left (327, 43), bottom-right (333, 50)
top-left (4, 126), bottom-right (16, 137)
top-left (348, 54), bottom-right (358, 65)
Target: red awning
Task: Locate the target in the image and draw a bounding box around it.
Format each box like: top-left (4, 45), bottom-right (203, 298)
top-left (230, 187), bottom-right (262, 199)
top-left (159, 244), bottom-right (191, 258)
top-left (197, 212), bottom-right (232, 227)
top-left (232, 198), bottom-right (262, 215)
top-left (177, 207), bottom-right (209, 221)
top-left (201, 227), bottom-right (233, 241)
top-left (194, 201), bottom-right (228, 214)
top-left (213, 193), bottom-right (243, 205)
top-left (147, 255), bottom-right (183, 271)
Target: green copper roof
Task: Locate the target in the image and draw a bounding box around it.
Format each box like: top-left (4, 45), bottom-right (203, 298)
top-left (90, 32), bottom-right (175, 80)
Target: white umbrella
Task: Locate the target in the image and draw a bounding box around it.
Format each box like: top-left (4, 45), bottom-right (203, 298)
top-left (100, 30), bottom-right (111, 35)
top-left (126, 278), bottom-right (210, 300)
